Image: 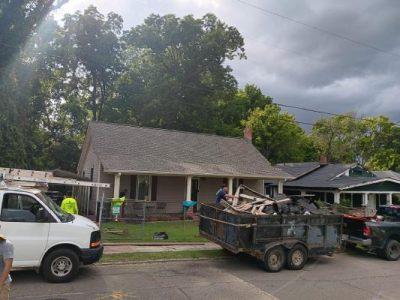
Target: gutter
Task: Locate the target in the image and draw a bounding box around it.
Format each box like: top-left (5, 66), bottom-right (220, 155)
top-left (103, 169), bottom-right (293, 180)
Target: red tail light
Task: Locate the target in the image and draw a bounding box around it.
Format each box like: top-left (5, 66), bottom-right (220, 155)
top-left (363, 225), bottom-right (372, 237)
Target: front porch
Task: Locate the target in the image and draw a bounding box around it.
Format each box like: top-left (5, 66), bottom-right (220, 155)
top-left (106, 173), bottom-right (266, 215)
top-left (284, 188), bottom-right (400, 210)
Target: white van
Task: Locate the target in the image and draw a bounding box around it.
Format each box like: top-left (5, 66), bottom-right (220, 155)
top-left (0, 187), bottom-right (103, 283)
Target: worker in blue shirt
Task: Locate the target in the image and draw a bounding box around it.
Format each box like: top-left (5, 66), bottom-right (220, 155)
top-left (215, 184), bottom-right (233, 204)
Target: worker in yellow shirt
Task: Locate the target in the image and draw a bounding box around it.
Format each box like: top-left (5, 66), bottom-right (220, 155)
top-left (61, 195), bottom-right (79, 215)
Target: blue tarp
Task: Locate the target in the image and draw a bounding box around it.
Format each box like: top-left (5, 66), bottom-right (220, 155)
top-left (182, 200), bottom-right (197, 208)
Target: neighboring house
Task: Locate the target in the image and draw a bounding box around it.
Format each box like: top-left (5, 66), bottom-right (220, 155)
top-left (277, 160), bottom-right (400, 209)
top-left (77, 122), bottom-right (291, 215)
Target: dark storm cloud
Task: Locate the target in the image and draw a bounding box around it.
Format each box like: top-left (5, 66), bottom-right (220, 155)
top-left (56, 0), bottom-right (400, 122)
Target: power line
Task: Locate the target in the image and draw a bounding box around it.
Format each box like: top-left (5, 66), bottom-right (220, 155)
top-left (275, 102), bottom-right (376, 123)
top-left (276, 102), bottom-right (400, 127)
top-left (295, 121), bottom-right (314, 126)
top-left (236, 0), bottom-right (400, 59)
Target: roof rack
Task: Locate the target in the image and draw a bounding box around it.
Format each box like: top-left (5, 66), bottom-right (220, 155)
top-left (0, 168), bottom-right (110, 188)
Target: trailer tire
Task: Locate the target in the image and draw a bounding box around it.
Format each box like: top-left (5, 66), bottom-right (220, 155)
top-left (42, 248), bottom-right (80, 283)
top-left (263, 246), bottom-right (285, 272)
top-left (383, 239), bottom-right (400, 261)
top-left (286, 244), bottom-right (307, 270)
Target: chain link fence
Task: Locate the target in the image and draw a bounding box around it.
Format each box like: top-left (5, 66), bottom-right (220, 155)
top-left (97, 198), bottom-right (202, 243)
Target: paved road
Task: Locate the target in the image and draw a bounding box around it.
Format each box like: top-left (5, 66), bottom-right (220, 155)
top-left (11, 250), bottom-right (400, 300)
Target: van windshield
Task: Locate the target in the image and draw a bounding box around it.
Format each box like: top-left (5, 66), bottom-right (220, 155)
top-left (36, 192), bottom-right (72, 222)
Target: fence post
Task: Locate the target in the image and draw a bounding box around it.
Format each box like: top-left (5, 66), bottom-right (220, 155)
top-left (99, 191), bottom-right (105, 228)
top-left (142, 201), bottom-right (146, 240)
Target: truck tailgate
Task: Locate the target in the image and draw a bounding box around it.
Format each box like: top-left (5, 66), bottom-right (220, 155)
top-left (343, 215), bottom-right (367, 239)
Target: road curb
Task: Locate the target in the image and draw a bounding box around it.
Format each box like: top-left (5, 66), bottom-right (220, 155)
top-left (97, 256), bottom-right (232, 266)
top-left (103, 242), bottom-right (208, 246)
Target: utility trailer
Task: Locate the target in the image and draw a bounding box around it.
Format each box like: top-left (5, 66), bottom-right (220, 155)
top-left (199, 203), bottom-right (342, 272)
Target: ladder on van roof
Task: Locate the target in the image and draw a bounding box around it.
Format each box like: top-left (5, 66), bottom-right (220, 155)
top-left (0, 167), bottom-right (110, 188)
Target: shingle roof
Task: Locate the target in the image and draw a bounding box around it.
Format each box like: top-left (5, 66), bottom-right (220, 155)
top-left (87, 122), bottom-right (292, 179)
top-left (277, 162), bottom-right (321, 179)
top-left (372, 171), bottom-right (400, 181)
top-left (283, 163), bottom-right (400, 190)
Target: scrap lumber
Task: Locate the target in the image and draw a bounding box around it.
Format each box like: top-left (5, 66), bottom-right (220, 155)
top-left (221, 185), bottom-right (329, 216)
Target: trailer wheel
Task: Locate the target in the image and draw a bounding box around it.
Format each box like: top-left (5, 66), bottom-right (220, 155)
top-left (263, 246), bottom-right (285, 272)
top-left (286, 244), bottom-right (307, 270)
top-left (383, 239), bottom-right (400, 261)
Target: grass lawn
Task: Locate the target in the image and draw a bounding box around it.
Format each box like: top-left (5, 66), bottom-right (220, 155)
top-left (101, 220), bottom-right (208, 243)
top-left (101, 249), bottom-right (230, 263)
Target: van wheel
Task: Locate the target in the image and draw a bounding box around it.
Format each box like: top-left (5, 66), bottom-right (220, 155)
top-left (286, 244), bottom-right (307, 270)
top-left (42, 248), bottom-right (80, 283)
top-left (383, 239), bottom-right (400, 261)
top-left (263, 246), bottom-right (285, 272)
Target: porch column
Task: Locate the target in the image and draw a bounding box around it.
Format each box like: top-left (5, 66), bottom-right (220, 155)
top-left (113, 173), bottom-right (121, 198)
top-left (186, 176), bottom-right (192, 200)
top-left (362, 193), bottom-right (368, 207)
top-left (334, 192), bottom-right (340, 204)
top-left (228, 177), bottom-right (234, 195)
top-left (278, 180), bottom-right (284, 194)
top-left (388, 193), bottom-right (393, 205)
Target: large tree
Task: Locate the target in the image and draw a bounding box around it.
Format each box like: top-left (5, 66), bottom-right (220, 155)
top-left (215, 84), bottom-right (272, 136)
top-left (0, 0), bottom-right (63, 77)
top-left (244, 104), bottom-right (317, 163)
top-left (56, 5), bottom-right (123, 121)
top-left (106, 13), bottom-right (245, 132)
top-left (311, 114), bottom-right (400, 170)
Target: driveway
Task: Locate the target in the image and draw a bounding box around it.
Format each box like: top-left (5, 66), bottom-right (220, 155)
top-left (11, 250), bottom-right (400, 300)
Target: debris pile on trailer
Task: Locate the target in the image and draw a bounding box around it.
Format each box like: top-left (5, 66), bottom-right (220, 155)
top-left (221, 185), bottom-right (336, 216)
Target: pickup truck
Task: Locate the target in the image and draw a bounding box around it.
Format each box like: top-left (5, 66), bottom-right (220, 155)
top-left (342, 205), bottom-right (400, 260)
top-left (0, 186), bottom-right (103, 282)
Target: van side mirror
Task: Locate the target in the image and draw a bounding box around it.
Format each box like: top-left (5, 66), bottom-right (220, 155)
top-left (36, 207), bottom-right (49, 222)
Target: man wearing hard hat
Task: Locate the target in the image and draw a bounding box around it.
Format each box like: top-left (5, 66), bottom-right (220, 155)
top-left (0, 235), bottom-right (13, 300)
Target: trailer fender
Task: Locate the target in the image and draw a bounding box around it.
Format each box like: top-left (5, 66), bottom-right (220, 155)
top-left (264, 240), bottom-right (308, 253)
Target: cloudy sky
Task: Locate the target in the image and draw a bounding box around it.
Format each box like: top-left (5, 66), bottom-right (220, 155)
top-left (54, 0), bottom-right (400, 126)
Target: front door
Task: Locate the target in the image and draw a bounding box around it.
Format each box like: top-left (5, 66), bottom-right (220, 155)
top-left (191, 178), bottom-right (199, 212)
top-left (0, 192), bottom-right (50, 267)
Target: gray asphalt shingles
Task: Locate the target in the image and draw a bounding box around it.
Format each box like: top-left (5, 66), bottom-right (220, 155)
top-left (283, 163), bottom-right (400, 189)
top-left (88, 122), bottom-right (291, 179)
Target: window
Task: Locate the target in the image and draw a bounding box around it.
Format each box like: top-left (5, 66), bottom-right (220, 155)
top-left (377, 194), bottom-right (387, 208)
top-left (340, 194), bottom-right (352, 207)
top-left (311, 192), bottom-right (325, 202)
top-left (1, 194), bottom-right (46, 222)
top-left (326, 193), bottom-right (334, 204)
top-left (137, 176), bottom-right (151, 201)
top-left (352, 194), bottom-right (363, 207)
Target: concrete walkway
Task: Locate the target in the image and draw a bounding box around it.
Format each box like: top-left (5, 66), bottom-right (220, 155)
top-left (104, 242), bottom-right (222, 254)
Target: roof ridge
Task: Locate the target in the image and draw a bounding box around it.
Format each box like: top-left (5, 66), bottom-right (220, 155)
top-left (90, 121), bottom-right (247, 142)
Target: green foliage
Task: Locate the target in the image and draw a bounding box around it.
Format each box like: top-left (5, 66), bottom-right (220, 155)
top-left (312, 114), bottom-right (400, 171)
top-left (1, 4), bottom-right (399, 174)
top-left (0, 0), bottom-right (57, 76)
top-left (215, 84), bottom-right (272, 136)
top-left (244, 104), bottom-right (318, 163)
top-left (102, 250), bottom-right (229, 263)
top-left (102, 221), bottom-right (206, 243)
top-left (56, 5), bottom-right (124, 121)
top-left (105, 13), bottom-right (245, 132)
